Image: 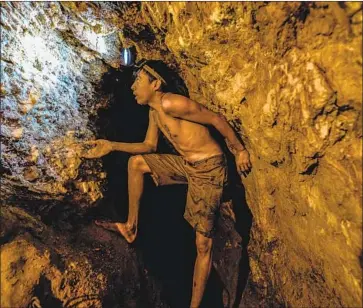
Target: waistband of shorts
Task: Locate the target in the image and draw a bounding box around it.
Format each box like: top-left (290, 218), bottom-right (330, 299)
top-left (183, 154), bottom-right (225, 167)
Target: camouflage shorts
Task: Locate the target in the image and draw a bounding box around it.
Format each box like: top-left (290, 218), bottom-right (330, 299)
top-left (142, 154), bottom-right (228, 238)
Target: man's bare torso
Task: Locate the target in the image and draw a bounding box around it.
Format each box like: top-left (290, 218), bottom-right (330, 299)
top-left (151, 107), bottom-right (223, 162)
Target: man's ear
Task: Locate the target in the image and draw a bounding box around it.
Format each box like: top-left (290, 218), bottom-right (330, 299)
top-left (152, 79), bottom-right (162, 91)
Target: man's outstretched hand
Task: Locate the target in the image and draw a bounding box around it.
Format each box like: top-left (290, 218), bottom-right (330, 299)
top-left (81, 139), bottom-right (113, 159)
top-left (235, 149), bottom-right (252, 177)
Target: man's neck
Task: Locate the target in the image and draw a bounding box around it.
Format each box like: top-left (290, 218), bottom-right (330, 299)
top-left (148, 91), bottom-right (165, 110)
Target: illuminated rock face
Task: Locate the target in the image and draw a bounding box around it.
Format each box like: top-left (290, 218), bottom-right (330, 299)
top-left (1, 2), bottom-right (112, 204)
top-left (1, 2), bottom-right (362, 307)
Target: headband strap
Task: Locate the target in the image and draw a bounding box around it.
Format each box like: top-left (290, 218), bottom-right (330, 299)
top-left (142, 65), bottom-right (167, 85)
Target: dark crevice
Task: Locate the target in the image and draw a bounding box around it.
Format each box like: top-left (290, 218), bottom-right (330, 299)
top-left (224, 149), bottom-right (254, 308)
top-left (270, 159), bottom-right (284, 168)
top-left (0, 228), bottom-right (20, 246)
top-left (337, 104), bottom-right (355, 113)
top-left (251, 9), bottom-right (259, 32)
top-left (123, 24), bottom-right (157, 43)
top-left (31, 275), bottom-right (63, 308)
top-left (294, 2), bottom-right (310, 23)
top-left (240, 97), bottom-right (247, 105)
top-left (300, 161), bottom-right (319, 175)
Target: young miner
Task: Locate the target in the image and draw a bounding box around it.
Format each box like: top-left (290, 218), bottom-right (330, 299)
top-left (83, 60), bottom-right (252, 307)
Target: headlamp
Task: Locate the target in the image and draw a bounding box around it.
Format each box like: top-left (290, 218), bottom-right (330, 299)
top-left (120, 47), bottom-right (136, 67)
top-left (121, 48), bottom-right (167, 85)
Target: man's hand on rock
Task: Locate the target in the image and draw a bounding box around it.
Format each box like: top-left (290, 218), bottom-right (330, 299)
top-left (81, 139), bottom-right (113, 159)
top-left (235, 149), bottom-right (252, 177)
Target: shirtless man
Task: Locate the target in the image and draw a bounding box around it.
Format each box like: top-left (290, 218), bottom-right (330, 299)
top-left (83, 60), bottom-right (251, 307)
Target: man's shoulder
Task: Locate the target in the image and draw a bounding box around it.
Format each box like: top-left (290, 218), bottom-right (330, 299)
top-left (161, 93), bottom-right (190, 116)
top-left (161, 92), bottom-right (189, 109)
top-left (162, 92), bottom-right (188, 102)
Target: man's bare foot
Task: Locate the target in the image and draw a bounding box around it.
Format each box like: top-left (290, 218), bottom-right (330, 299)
top-left (94, 220), bottom-right (137, 243)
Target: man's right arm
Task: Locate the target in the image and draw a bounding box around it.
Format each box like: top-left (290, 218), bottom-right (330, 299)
top-left (82, 110), bottom-right (159, 158)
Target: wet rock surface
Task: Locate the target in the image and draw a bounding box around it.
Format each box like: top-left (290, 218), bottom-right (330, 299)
top-left (1, 2), bottom-right (362, 308)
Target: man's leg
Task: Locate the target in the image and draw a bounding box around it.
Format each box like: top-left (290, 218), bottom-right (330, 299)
top-left (190, 232), bottom-right (213, 308)
top-left (95, 155), bottom-right (151, 243)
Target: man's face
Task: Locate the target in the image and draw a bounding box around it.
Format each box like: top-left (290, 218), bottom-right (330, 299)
top-left (131, 70), bottom-right (155, 105)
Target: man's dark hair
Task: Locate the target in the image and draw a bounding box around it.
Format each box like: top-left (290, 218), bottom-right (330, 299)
top-left (135, 60), bottom-right (190, 98)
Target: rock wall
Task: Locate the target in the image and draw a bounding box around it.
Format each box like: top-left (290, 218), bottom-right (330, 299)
top-left (0, 2), bottom-right (137, 204)
top-left (1, 2), bottom-right (362, 307)
top-left (149, 3), bottom-right (361, 307)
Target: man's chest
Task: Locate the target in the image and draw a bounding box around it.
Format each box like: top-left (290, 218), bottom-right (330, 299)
top-left (153, 110), bottom-right (181, 140)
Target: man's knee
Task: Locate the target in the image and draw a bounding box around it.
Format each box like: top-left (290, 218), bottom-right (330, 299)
top-left (128, 155), bottom-right (150, 174)
top-left (195, 233), bottom-right (213, 256)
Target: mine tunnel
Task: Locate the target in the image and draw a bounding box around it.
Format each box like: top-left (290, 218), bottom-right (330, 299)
top-left (0, 2), bottom-right (362, 308)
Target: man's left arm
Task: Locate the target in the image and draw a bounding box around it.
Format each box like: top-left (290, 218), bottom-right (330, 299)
top-left (161, 94), bottom-right (252, 174)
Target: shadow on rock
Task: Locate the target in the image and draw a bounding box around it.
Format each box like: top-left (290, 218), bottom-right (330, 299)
top-left (227, 160), bottom-right (253, 308)
top-left (31, 275), bottom-right (63, 308)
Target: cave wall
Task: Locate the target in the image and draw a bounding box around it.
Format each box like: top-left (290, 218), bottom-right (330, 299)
top-left (1, 2), bottom-right (362, 307)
